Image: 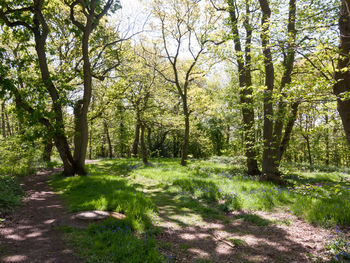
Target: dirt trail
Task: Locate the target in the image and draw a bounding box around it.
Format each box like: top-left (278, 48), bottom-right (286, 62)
top-left (144, 187), bottom-right (332, 263)
top-left (0, 169), bottom-right (82, 263)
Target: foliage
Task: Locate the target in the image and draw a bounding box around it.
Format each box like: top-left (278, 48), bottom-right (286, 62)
top-left (0, 135), bottom-right (41, 176)
top-left (0, 175), bottom-right (23, 215)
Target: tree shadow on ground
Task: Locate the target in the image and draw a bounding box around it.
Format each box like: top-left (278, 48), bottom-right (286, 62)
top-left (144, 185), bottom-right (327, 263)
top-left (0, 169), bottom-right (82, 263)
top-left (91, 160), bottom-right (330, 262)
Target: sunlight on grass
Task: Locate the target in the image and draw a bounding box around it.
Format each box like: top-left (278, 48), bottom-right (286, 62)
top-left (53, 158), bottom-right (350, 227)
top-left (51, 158), bottom-right (350, 263)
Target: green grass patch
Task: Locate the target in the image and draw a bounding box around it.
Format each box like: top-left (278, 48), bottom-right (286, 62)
top-left (62, 218), bottom-right (166, 263)
top-left (228, 238), bottom-right (247, 247)
top-left (232, 213), bottom-right (271, 226)
top-left (51, 168), bottom-right (156, 232)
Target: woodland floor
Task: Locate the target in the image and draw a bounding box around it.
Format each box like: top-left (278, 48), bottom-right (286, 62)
top-left (0, 169), bottom-right (83, 263)
top-left (0, 164), bottom-right (340, 263)
top-left (139, 181), bottom-right (331, 263)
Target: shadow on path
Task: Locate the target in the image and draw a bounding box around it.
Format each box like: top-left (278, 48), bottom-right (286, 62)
top-left (0, 169), bottom-right (82, 263)
top-left (145, 187), bottom-right (329, 263)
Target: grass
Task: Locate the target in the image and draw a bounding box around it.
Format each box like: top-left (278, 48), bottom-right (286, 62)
top-left (228, 238), bottom-right (247, 247)
top-left (231, 213), bottom-right (272, 226)
top-left (51, 157), bottom-right (350, 262)
top-left (51, 164), bottom-right (156, 232)
top-left (61, 219), bottom-right (166, 263)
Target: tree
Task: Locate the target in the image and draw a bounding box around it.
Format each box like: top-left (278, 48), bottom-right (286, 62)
top-left (335, 0), bottom-right (350, 145)
top-left (226, 0), bottom-right (260, 175)
top-left (0, 0), bottom-right (121, 175)
top-left (257, 0), bottom-right (300, 181)
top-left (150, 0), bottom-right (222, 165)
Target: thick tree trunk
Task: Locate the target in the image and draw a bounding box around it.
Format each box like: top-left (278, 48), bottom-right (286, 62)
top-left (34, 28), bottom-right (78, 176)
top-left (258, 0), bottom-right (279, 179)
top-left (325, 114), bottom-right (330, 165)
top-left (72, 21), bottom-right (94, 175)
top-left (335, 0), bottom-right (350, 145)
top-left (277, 101), bottom-right (299, 163)
top-left (132, 120), bottom-right (141, 156)
top-left (73, 100), bottom-right (88, 174)
top-left (52, 133), bottom-right (75, 176)
top-left (259, 0), bottom-right (297, 181)
top-left (228, 0), bottom-right (260, 175)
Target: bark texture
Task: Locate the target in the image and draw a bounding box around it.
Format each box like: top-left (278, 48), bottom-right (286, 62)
top-left (335, 0), bottom-right (350, 144)
top-left (258, 0), bottom-right (299, 181)
top-left (228, 0), bottom-right (260, 175)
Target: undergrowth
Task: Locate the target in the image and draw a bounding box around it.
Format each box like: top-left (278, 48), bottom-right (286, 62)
top-left (0, 176), bottom-right (23, 215)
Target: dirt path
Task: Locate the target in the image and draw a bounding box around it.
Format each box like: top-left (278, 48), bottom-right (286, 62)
top-left (142, 186), bottom-right (332, 263)
top-left (0, 169), bottom-right (82, 263)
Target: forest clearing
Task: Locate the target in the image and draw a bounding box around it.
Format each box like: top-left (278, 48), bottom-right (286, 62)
top-left (1, 0), bottom-right (350, 262)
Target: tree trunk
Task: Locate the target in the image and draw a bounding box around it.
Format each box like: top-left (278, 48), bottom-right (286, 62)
top-left (34, 34), bottom-right (78, 176)
top-left (73, 100), bottom-right (88, 174)
top-left (72, 19), bottom-right (94, 175)
top-left (277, 101), bottom-right (299, 163)
top-left (147, 127), bottom-right (152, 154)
top-left (325, 114), bottom-right (330, 165)
top-left (104, 119), bottom-right (113, 158)
top-left (43, 138), bottom-right (53, 163)
top-left (259, 0), bottom-right (279, 179)
top-left (52, 133), bottom-right (75, 176)
top-left (89, 124), bottom-right (93, 159)
top-left (181, 111), bottom-right (190, 166)
top-left (140, 123), bottom-right (148, 164)
top-left (1, 102), bottom-right (6, 138)
top-left (173, 134), bottom-right (178, 158)
top-left (259, 0), bottom-right (297, 181)
top-left (305, 135), bottom-right (312, 166)
top-left (5, 110), bottom-right (12, 136)
top-left (132, 120), bottom-right (141, 156)
top-left (335, 0), bottom-right (350, 145)
top-left (228, 0), bottom-right (260, 175)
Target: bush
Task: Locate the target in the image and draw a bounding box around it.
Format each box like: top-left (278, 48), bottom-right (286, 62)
top-left (0, 136), bottom-right (41, 176)
top-left (0, 175), bottom-right (24, 215)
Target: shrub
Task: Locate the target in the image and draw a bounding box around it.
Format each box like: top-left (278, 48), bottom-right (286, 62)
top-left (0, 175), bottom-right (23, 215)
top-left (0, 136), bottom-right (41, 176)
